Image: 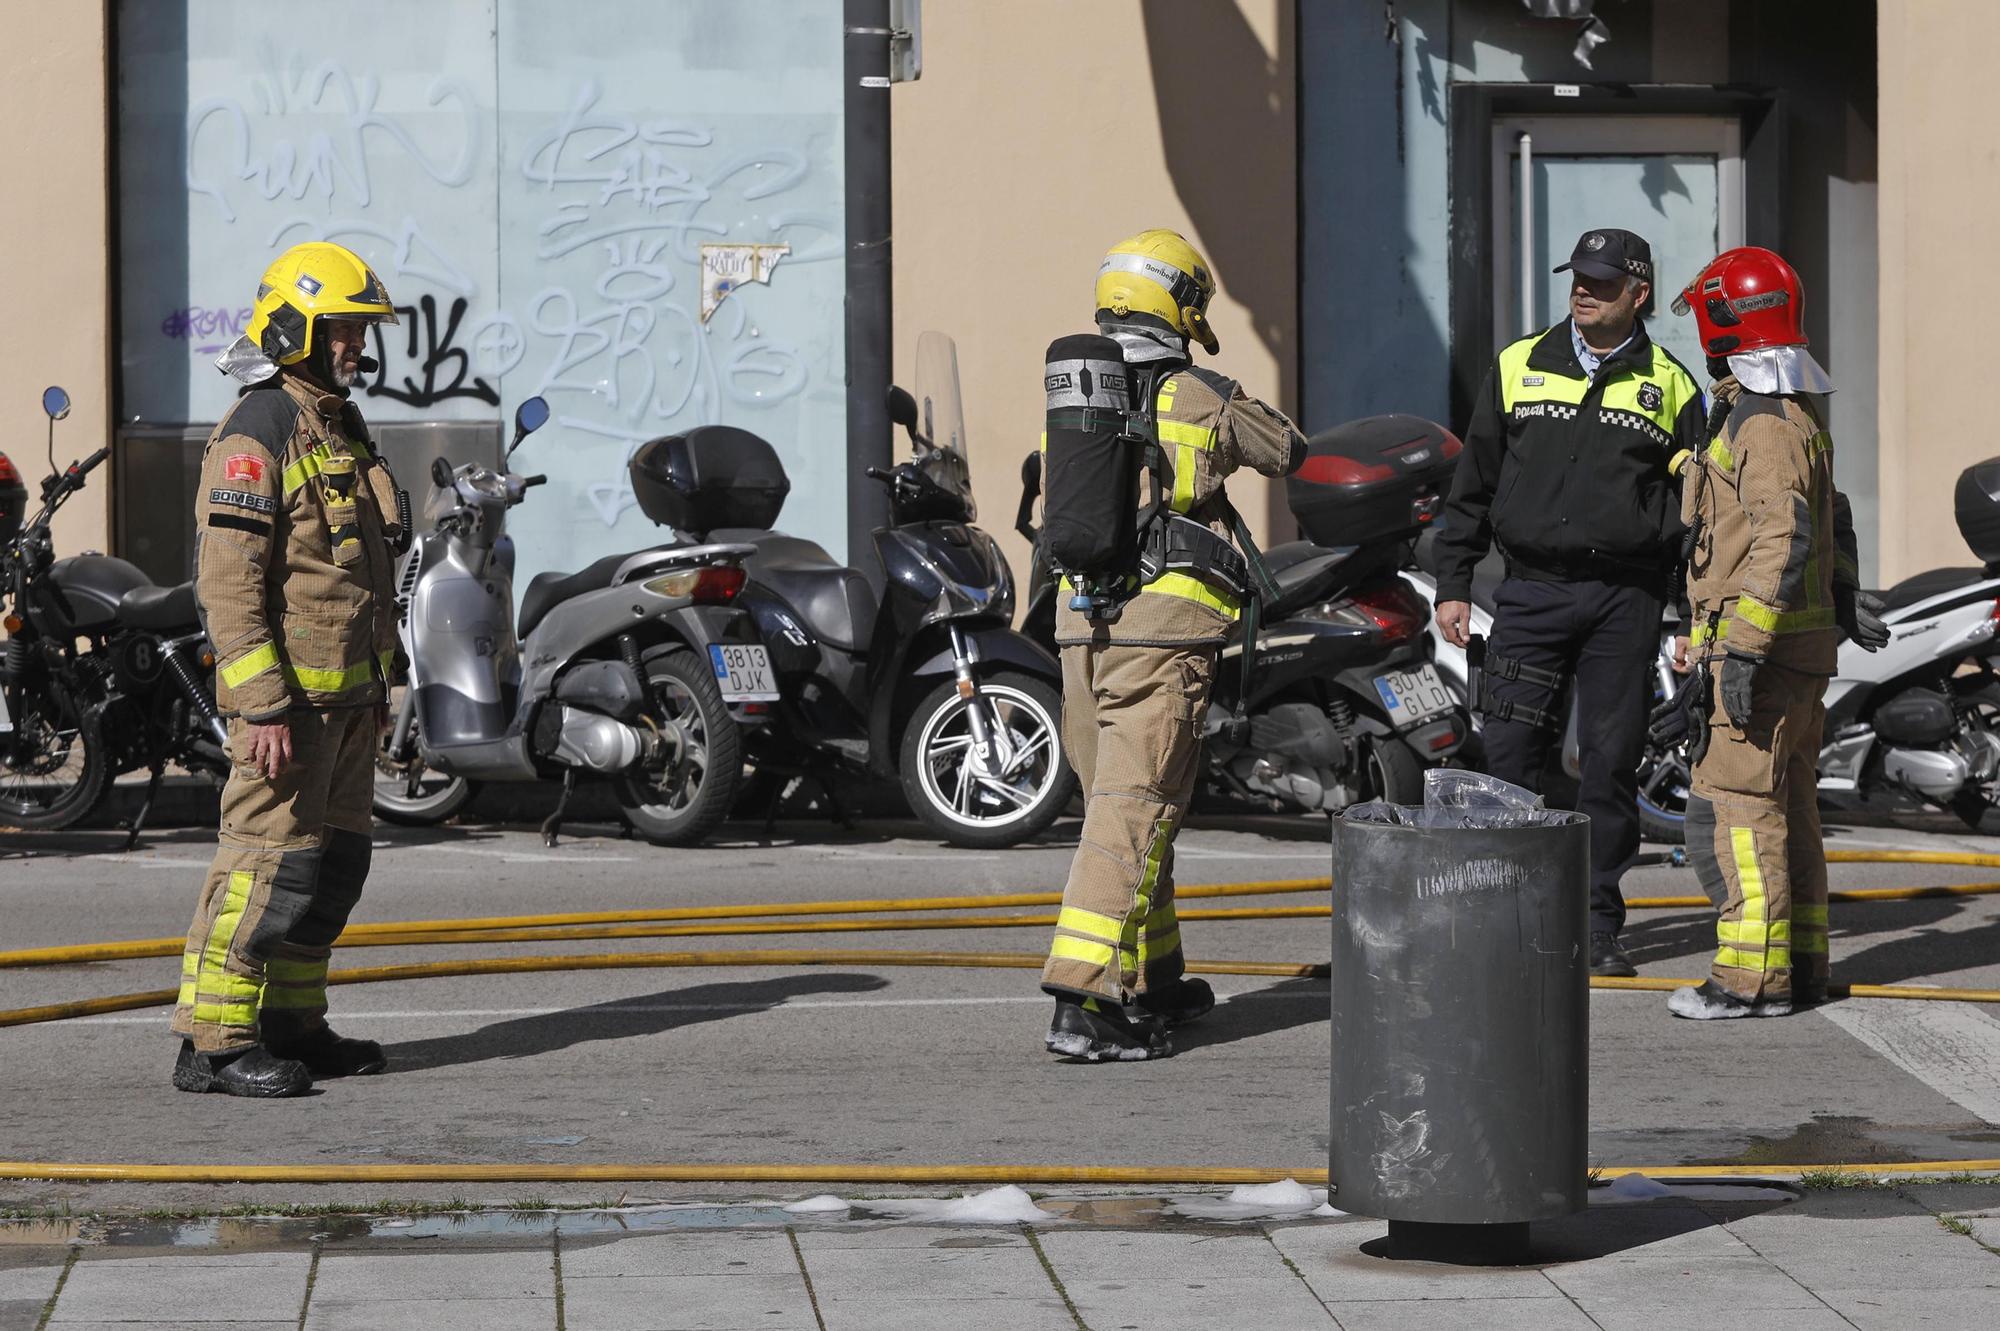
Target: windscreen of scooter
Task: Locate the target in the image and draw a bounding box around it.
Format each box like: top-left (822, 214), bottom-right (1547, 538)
top-left (912, 330), bottom-right (976, 519)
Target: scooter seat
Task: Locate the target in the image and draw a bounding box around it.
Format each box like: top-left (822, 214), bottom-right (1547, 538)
top-left (518, 547), bottom-right (683, 640)
top-left (1879, 566), bottom-right (1987, 613)
top-left (119, 580), bottom-right (199, 631)
top-left (718, 529), bottom-right (878, 653)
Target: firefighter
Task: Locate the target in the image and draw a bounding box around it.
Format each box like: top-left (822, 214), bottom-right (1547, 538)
top-left (171, 241), bottom-right (406, 1095)
top-left (1040, 229), bottom-right (1305, 1061)
top-left (1671, 249), bottom-right (1874, 1015)
top-left (1434, 228), bottom-right (1707, 979)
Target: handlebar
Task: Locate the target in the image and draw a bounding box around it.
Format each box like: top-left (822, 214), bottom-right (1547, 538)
top-left (865, 467), bottom-right (893, 484)
top-left (522, 474), bottom-right (548, 489)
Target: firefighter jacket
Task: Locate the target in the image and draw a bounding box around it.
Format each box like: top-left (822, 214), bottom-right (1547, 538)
top-left (195, 372), bottom-right (405, 721)
top-left (1053, 366), bottom-right (1306, 647)
top-left (1435, 319), bottom-right (1706, 603)
top-left (1683, 376), bottom-right (1851, 675)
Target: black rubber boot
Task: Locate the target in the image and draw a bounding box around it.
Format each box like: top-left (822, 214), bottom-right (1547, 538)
top-left (266, 1027), bottom-right (387, 1078)
top-left (172, 1041), bottom-right (312, 1098)
top-left (1045, 996), bottom-right (1171, 1062)
top-left (1589, 932), bottom-right (1637, 978)
top-left (1134, 976), bottom-right (1215, 1027)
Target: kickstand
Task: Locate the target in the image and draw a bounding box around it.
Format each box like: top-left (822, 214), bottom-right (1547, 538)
top-left (541, 769), bottom-right (576, 848)
top-left (125, 764), bottom-right (164, 852)
top-left (814, 772), bottom-right (856, 833)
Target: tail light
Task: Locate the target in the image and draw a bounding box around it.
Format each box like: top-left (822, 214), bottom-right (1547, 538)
top-left (644, 566), bottom-right (746, 603)
top-left (1296, 454), bottom-right (1396, 485)
top-left (1327, 579), bottom-right (1430, 644)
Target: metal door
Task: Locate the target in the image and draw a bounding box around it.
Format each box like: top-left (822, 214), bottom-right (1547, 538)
top-left (1492, 116), bottom-right (1744, 375)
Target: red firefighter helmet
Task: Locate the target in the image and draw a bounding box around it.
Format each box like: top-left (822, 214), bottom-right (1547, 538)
top-left (1671, 247), bottom-right (1806, 356)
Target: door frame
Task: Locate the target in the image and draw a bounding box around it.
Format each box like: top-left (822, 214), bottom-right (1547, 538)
top-left (1489, 115), bottom-right (1744, 348)
top-left (1448, 84), bottom-right (1782, 427)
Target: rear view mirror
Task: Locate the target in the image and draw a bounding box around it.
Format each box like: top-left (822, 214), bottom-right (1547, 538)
top-left (886, 385), bottom-right (918, 433)
top-left (515, 396), bottom-right (550, 435)
top-left (41, 386), bottom-right (70, 421)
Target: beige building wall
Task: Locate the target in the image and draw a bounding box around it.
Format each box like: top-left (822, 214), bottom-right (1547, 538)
top-left (0, 2), bottom-right (112, 560)
top-left (1877, 0), bottom-right (2000, 583)
top-left (891, 0), bottom-right (1298, 594)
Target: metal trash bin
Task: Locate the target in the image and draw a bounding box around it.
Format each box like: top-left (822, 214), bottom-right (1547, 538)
top-left (1329, 787), bottom-right (1589, 1262)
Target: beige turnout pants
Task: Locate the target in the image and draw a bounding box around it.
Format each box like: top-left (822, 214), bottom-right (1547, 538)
top-left (171, 707), bottom-right (379, 1053)
top-left (1692, 659), bottom-right (1830, 1002)
top-left (1043, 642), bottom-right (1216, 1001)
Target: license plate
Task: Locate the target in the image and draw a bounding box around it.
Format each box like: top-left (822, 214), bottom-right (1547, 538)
top-left (709, 643), bottom-right (780, 701)
top-left (0, 685), bottom-right (10, 733)
top-left (1374, 664), bottom-right (1455, 728)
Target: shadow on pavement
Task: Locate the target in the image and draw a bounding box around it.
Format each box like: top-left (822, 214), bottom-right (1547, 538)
top-left (381, 972), bottom-right (890, 1073)
top-left (1175, 976), bottom-right (1329, 1053)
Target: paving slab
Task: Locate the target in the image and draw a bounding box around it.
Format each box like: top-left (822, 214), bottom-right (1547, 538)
top-left (814, 1295), bottom-right (1075, 1331)
top-left (305, 1296), bottom-right (557, 1331)
top-left (1814, 1286), bottom-right (2000, 1331)
top-left (50, 1252), bottom-right (309, 1324)
top-left (1035, 1229), bottom-right (1335, 1330)
top-left (560, 1229), bottom-right (799, 1278)
top-left (0, 1258), bottom-right (63, 1331)
top-left (560, 1271), bottom-right (816, 1331)
top-left (1725, 1212), bottom-right (2000, 1290)
top-left (1318, 1297), bottom-right (1598, 1331)
top-left (303, 1249), bottom-right (557, 1331)
top-left (1267, 1221), bottom-right (1559, 1301)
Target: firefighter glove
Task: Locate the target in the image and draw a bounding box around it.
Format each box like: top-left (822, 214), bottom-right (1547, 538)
top-left (1719, 651), bottom-right (1762, 729)
top-left (1836, 585), bottom-right (1891, 653)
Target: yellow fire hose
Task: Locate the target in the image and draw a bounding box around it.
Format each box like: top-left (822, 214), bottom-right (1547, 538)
top-left (4, 848), bottom-right (2000, 1188)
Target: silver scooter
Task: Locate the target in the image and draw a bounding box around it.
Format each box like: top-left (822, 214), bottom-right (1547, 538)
top-left (373, 396), bottom-right (771, 846)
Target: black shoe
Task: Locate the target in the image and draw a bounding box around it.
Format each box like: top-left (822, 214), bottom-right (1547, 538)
top-left (172, 1041), bottom-right (312, 1098)
top-left (1045, 997), bottom-right (1171, 1062)
top-left (1135, 977), bottom-right (1215, 1027)
top-left (1589, 933), bottom-right (1637, 978)
top-left (266, 1028), bottom-right (387, 1078)
top-left (1667, 980), bottom-right (1793, 1020)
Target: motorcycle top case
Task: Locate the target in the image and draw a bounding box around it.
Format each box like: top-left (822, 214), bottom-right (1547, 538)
top-left (1954, 456), bottom-right (2000, 566)
top-left (630, 426), bottom-right (790, 538)
top-left (1040, 333), bottom-right (1141, 576)
top-left (0, 448), bottom-right (26, 545)
top-left (1288, 414), bottom-right (1461, 549)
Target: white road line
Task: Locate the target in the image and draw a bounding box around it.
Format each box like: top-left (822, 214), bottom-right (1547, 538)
top-left (1172, 847), bottom-right (1329, 861)
top-left (1818, 1000), bottom-right (2000, 1125)
top-left (399, 845), bottom-right (635, 864)
top-left (58, 988), bottom-right (1329, 1026)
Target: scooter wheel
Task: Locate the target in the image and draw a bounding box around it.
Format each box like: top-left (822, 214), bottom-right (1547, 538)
top-left (616, 647), bottom-right (742, 847)
top-left (899, 670), bottom-right (1075, 849)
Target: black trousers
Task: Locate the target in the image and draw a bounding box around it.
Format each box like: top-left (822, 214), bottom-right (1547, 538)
top-left (1480, 577), bottom-right (1663, 937)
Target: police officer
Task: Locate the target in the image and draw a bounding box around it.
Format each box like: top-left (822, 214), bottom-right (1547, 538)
top-left (1435, 228), bottom-right (1706, 978)
top-left (171, 241), bottom-right (406, 1096)
top-left (1669, 246), bottom-right (1873, 1017)
top-left (1041, 229), bottom-right (1304, 1061)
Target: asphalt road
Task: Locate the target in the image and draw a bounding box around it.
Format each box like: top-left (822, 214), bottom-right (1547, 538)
top-left (5, 806), bottom-right (2000, 1211)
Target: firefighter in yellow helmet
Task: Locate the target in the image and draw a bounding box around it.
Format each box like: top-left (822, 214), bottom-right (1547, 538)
top-left (1039, 229), bottom-right (1305, 1060)
top-left (171, 241), bottom-right (408, 1095)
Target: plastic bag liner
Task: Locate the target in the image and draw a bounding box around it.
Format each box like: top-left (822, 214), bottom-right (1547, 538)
top-left (1328, 783), bottom-right (1589, 1225)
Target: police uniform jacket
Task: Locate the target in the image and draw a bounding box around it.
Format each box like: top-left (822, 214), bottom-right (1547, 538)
top-left (1684, 376), bottom-right (1853, 676)
top-left (1435, 319), bottom-right (1705, 603)
top-left (196, 372), bottom-right (405, 722)
top-left (1052, 366), bottom-right (1305, 648)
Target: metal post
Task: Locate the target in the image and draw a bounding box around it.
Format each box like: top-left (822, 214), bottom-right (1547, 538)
top-left (1518, 132), bottom-right (1535, 337)
top-left (844, 0), bottom-right (894, 586)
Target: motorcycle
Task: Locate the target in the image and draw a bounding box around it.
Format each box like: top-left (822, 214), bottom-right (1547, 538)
top-left (635, 332), bottom-right (1075, 849)
top-left (372, 395), bottom-right (769, 847)
top-left (1, 386), bottom-right (230, 841)
top-left (1018, 414), bottom-right (1472, 814)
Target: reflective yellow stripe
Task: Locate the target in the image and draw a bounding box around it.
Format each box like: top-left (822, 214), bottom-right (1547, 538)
top-left (220, 642), bottom-right (280, 690)
top-left (1793, 927), bottom-right (1828, 956)
top-left (1156, 420), bottom-right (1215, 451)
top-left (1123, 818), bottom-right (1174, 966)
top-left (1056, 906), bottom-right (1123, 943)
top-left (286, 658), bottom-right (381, 693)
top-left (1795, 903), bottom-right (1828, 926)
top-left (1716, 944), bottom-right (1791, 972)
top-left (1734, 594), bottom-right (1836, 635)
top-left (1719, 918), bottom-right (1790, 946)
top-left (1141, 571), bottom-right (1240, 617)
top-left (1050, 934), bottom-right (1116, 967)
top-left (1731, 827), bottom-right (1766, 927)
top-left (191, 1000), bottom-right (260, 1026)
top-left (1138, 927), bottom-right (1181, 965)
top-left (201, 871), bottom-right (256, 974)
top-left (1805, 430), bottom-right (1832, 459)
top-left (1690, 619), bottom-right (1728, 648)
top-left (1172, 442), bottom-right (1197, 513)
top-left (261, 984), bottom-right (325, 1010)
top-left (1707, 437), bottom-right (1736, 473)
top-left (282, 440), bottom-right (372, 495)
top-left (265, 957), bottom-right (325, 983)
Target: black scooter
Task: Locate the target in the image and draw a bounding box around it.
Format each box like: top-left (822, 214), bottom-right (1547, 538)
top-left (1016, 413), bottom-right (1472, 813)
top-left (2, 386), bottom-right (230, 841)
top-left (634, 332), bottom-right (1075, 847)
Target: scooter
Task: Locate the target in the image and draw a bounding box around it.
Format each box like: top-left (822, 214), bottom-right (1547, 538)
top-left (633, 332), bottom-right (1075, 849)
top-left (2, 386), bottom-right (229, 843)
top-left (1017, 414), bottom-right (1472, 814)
top-left (372, 396), bottom-right (771, 847)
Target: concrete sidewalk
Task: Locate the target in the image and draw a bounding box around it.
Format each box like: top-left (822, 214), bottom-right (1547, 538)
top-left (3, 1182), bottom-right (1997, 1330)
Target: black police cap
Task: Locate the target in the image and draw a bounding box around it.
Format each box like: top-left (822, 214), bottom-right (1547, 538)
top-left (1554, 228), bottom-right (1652, 284)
